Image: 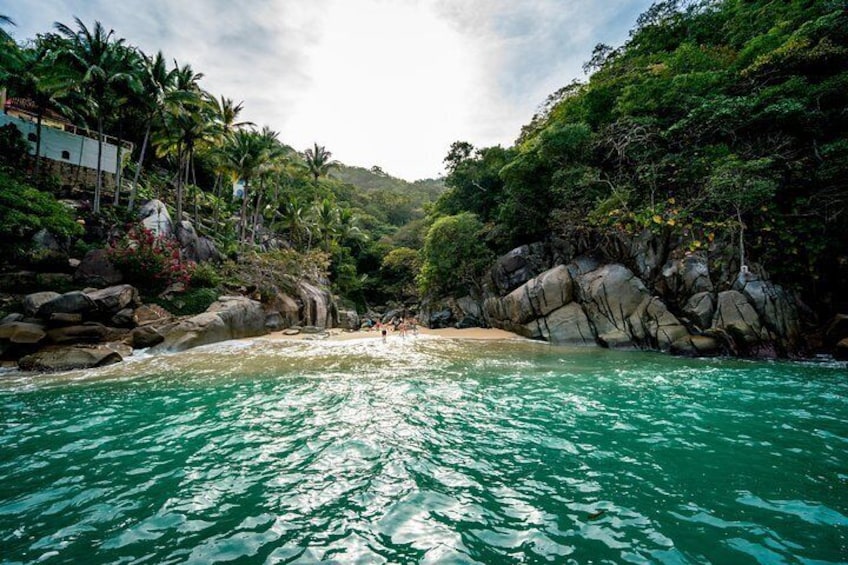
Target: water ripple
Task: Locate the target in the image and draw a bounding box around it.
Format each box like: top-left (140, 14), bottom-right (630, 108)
top-left (1, 340), bottom-right (846, 563)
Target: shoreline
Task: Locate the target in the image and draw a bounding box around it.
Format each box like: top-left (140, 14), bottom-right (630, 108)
top-left (260, 326), bottom-right (521, 342)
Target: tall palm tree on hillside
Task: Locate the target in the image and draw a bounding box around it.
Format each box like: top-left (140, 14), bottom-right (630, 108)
top-left (304, 142), bottom-right (337, 183)
top-left (220, 129), bottom-right (271, 244)
top-left (54, 18), bottom-right (136, 213)
top-left (128, 51), bottom-right (177, 212)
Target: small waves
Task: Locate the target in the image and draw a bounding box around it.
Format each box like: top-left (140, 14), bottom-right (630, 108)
top-left (0, 340), bottom-right (846, 563)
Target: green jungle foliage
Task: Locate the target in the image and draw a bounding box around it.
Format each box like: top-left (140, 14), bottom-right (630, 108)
top-left (427, 0), bottom-right (847, 310)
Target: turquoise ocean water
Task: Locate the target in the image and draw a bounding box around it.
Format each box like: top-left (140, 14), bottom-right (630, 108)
top-left (1, 336), bottom-right (846, 563)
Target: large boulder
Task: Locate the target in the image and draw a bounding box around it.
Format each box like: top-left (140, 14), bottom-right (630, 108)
top-left (153, 296), bottom-right (267, 353)
top-left (337, 309), bottom-right (360, 331)
top-left (47, 323), bottom-right (109, 344)
top-left (138, 199), bottom-right (172, 237)
top-left (488, 243), bottom-right (547, 295)
top-left (36, 291), bottom-right (97, 319)
top-left (0, 321), bottom-right (47, 344)
top-left (23, 291), bottom-right (60, 317)
top-left (628, 296), bottom-right (690, 350)
top-left (86, 284), bottom-right (141, 316)
top-left (74, 249), bottom-right (123, 287)
top-left (660, 252), bottom-right (713, 301)
top-left (130, 325), bottom-right (165, 349)
top-left (175, 221), bottom-right (221, 263)
top-left (27, 229), bottom-right (69, 270)
top-left (711, 290), bottom-right (768, 347)
top-left (297, 281), bottom-right (333, 328)
top-left (670, 335), bottom-right (722, 357)
top-left (576, 264), bottom-right (649, 343)
top-left (682, 292), bottom-right (716, 330)
top-left (526, 302), bottom-right (595, 345)
top-left (269, 292), bottom-right (300, 327)
top-left (486, 265), bottom-right (574, 328)
top-left (18, 345), bottom-right (123, 372)
top-left (733, 274), bottom-right (800, 352)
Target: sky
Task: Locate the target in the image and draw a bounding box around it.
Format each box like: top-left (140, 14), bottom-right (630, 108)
top-left (2, 0), bottom-right (653, 180)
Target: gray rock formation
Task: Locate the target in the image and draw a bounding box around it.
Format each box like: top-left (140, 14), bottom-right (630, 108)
top-left (86, 284), bottom-right (141, 316)
top-left (480, 241), bottom-right (803, 357)
top-left (488, 243), bottom-right (547, 295)
top-left (74, 249), bottom-right (123, 287)
top-left (297, 281), bottom-right (333, 329)
top-left (138, 199), bottom-right (172, 237)
top-left (130, 326), bottom-right (165, 349)
top-left (18, 345), bottom-right (123, 372)
top-left (24, 292), bottom-right (60, 317)
top-left (153, 296), bottom-right (267, 353)
top-left (0, 321), bottom-right (47, 344)
top-left (36, 291), bottom-right (97, 318)
top-left (175, 220), bottom-right (221, 263)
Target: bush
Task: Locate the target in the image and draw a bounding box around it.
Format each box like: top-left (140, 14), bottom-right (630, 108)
top-left (151, 288), bottom-right (219, 316)
top-left (190, 261), bottom-right (223, 288)
top-left (0, 170), bottom-right (83, 257)
top-left (107, 225), bottom-right (195, 292)
top-left (419, 213), bottom-right (493, 296)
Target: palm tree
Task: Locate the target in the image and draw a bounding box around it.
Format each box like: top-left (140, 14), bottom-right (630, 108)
top-left (2, 41), bottom-right (72, 182)
top-left (152, 62), bottom-right (212, 221)
top-left (310, 197), bottom-right (340, 251)
top-left (275, 199), bottom-right (312, 249)
top-left (220, 129), bottom-right (271, 244)
top-left (128, 51), bottom-right (176, 212)
top-left (54, 18), bottom-right (136, 213)
top-left (304, 142), bottom-right (337, 183)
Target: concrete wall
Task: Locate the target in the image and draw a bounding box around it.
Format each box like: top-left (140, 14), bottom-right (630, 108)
top-left (0, 114), bottom-right (129, 175)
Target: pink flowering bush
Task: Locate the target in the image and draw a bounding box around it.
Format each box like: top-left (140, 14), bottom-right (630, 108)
top-left (108, 225), bottom-right (195, 291)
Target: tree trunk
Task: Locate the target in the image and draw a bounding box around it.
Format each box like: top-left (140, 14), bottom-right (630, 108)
top-left (94, 116), bottom-right (104, 214)
top-left (113, 125), bottom-right (124, 206)
top-left (34, 111), bottom-right (43, 183)
top-left (175, 141), bottom-right (184, 222)
top-left (239, 179), bottom-right (250, 244)
top-left (128, 122), bottom-right (151, 213)
top-left (736, 205), bottom-right (746, 271)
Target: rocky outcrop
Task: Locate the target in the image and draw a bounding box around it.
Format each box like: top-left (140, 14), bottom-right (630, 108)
top-left (2, 284), bottom-right (158, 371)
top-left (488, 243), bottom-right (547, 295)
top-left (152, 296), bottom-right (267, 353)
top-left (481, 241), bottom-right (805, 357)
top-left (74, 249), bottom-right (123, 287)
top-left (175, 221), bottom-right (221, 263)
top-left (18, 345), bottom-right (124, 372)
top-left (36, 291), bottom-right (97, 318)
top-left (138, 199), bottom-right (172, 237)
top-left (297, 282), bottom-right (335, 329)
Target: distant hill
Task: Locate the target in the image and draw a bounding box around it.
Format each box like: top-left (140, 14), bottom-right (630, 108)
top-left (329, 165), bottom-right (447, 227)
top-left (331, 165), bottom-right (445, 199)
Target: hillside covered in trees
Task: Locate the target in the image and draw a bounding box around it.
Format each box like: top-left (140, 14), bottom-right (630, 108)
top-left (422, 0), bottom-right (847, 319)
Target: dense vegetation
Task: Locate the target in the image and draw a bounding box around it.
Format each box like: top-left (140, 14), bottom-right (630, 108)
top-left (0, 16), bottom-right (443, 308)
top-left (1, 0), bottom-right (845, 320)
top-left (424, 0), bottom-right (847, 315)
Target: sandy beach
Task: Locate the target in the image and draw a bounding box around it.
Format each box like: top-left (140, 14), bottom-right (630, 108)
top-left (262, 326), bottom-right (520, 342)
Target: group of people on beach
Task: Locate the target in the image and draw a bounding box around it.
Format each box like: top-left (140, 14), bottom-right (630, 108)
top-left (361, 315), bottom-right (419, 341)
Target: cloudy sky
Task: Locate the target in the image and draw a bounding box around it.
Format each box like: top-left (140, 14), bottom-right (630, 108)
top-left (3, 0), bottom-right (653, 180)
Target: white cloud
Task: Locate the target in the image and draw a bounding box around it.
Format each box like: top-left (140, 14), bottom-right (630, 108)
top-left (4, 0), bottom-right (653, 180)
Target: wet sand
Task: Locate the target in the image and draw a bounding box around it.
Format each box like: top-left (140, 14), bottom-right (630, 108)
top-left (262, 326), bottom-right (520, 342)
